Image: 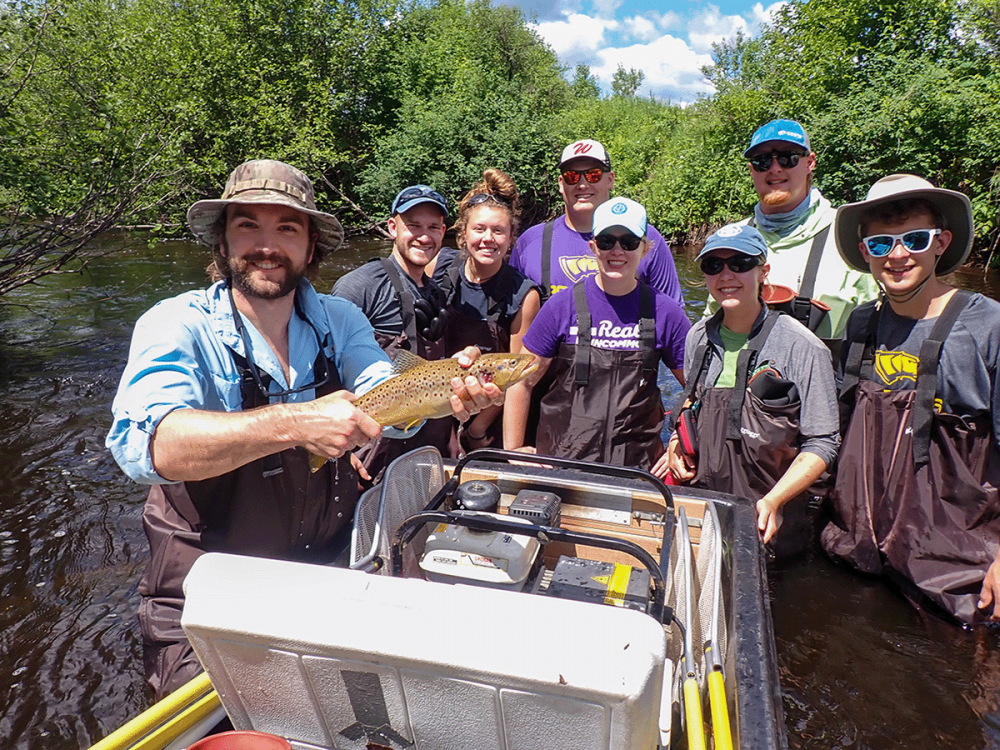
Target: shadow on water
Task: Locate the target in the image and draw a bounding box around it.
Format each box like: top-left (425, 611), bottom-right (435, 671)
top-left (0, 234), bottom-right (999, 748)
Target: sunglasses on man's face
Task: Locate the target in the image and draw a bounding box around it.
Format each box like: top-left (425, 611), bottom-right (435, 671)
top-left (748, 151), bottom-right (806, 173)
top-left (561, 168), bottom-right (606, 185)
top-left (862, 228), bottom-right (941, 257)
top-left (594, 233), bottom-right (643, 252)
top-left (699, 253), bottom-right (761, 276)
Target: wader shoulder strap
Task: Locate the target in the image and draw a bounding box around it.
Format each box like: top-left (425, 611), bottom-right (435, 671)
top-left (541, 219), bottom-right (555, 303)
top-left (573, 281), bottom-right (592, 386)
top-left (435, 261), bottom-right (460, 303)
top-left (838, 301), bottom-right (881, 428)
top-left (639, 282), bottom-right (657, 382)
top-left (669, 309), bottom-right (724, 430)
top-left (912, 289), bottom-right (974, 467)
top-left (485, 262), bottom-right (514, 326)
top-left (379, 257), bottom-right (418, 348)
top-left (727, 310), bottom-right (782, 441)
top-left (798, 225), bottom-right (830, 299)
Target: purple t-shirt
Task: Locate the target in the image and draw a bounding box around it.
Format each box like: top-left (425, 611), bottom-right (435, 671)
top-left (510, 215), bottom-right (683, 304)
top-left (523, 276), bottom-right (689, 370)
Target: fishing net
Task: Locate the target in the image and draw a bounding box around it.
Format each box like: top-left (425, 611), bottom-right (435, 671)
top-left (350, 446), bottom-right (446, 576)
top-left (665, 506), bottom-right (702, 737)
top-left (696, 499), bottom-right (728, 682)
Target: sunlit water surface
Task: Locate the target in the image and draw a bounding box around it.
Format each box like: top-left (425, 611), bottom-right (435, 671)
top-left (0, 236), bottom-right (998, 748)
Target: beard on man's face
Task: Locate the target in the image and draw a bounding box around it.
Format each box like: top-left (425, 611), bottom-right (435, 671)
top-left (761, 189), bottom-right (794, 209)
top-left (218, 250), bottom-right (304, 300)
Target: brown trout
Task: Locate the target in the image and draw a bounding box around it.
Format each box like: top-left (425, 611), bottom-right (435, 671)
top-left (308, 350), bottom-right (538, 471)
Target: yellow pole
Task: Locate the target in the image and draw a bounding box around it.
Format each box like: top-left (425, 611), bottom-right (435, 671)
top-left (707, 667), bottom-right (734, 750)
top-left (88, 672), bottom-right (221, 750)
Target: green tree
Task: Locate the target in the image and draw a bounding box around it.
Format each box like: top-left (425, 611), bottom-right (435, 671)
top-left (571, 64), bottom-right (601, 100)
top-left (611, 64), bottom-right (644, 98)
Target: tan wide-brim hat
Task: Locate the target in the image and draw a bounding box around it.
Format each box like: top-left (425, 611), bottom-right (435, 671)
top-left (187, 159), bottom-right (344, 254)
top-left (835, 174), bottom-right (973, 275)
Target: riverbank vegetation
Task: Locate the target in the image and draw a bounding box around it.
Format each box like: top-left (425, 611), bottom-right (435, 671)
top-left (2, 0), bottom-right (999, 292)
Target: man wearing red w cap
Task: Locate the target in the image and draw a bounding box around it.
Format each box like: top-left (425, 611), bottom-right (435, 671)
top-left (509, 138), bottom-right (682, 304)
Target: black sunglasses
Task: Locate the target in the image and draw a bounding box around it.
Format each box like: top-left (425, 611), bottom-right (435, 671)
top-left (228, 286), bottom-right (332, 399)
top-left (391, 186), bottom-right (449, 215)
top-left (467, 192), bottom-right (511, 208)
top-left (562, 168), bottom-right (606, 185)
top-left (594, 233), bottom-right (643, 252)
top-left (748, 151), bottom-right (806, 173)
top-left (699, 254), bottom-right (762, 275)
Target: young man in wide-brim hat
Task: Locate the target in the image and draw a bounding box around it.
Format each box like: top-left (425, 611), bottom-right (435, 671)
top-left (107, 159), bottom-right (501, 699)
top-left (820, 173), bottom-right (1000, 625)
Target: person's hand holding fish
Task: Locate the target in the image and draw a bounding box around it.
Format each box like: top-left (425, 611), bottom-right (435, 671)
top-left (306, 346), bottom-right (536, 472)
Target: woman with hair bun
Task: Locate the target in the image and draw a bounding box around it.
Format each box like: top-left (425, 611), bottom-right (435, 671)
top-left (432, 168), bottom-right (542, 452)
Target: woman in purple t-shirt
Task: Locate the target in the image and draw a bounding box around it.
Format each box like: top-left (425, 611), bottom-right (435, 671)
top-left (504, 197), bottom-right (690, 471)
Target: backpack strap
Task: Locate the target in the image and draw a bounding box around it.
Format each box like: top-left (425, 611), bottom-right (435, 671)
top-left (639, 282), bottom-right (657, 383)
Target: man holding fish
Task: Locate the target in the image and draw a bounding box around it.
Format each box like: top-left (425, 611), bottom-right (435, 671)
top-left (106, 160), bottom-right (515, 700)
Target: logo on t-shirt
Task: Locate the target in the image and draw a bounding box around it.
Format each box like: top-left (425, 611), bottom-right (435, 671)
top-left (559, 255), bottom-right (599, 284)
top-left (569, 321), bottom-right (643, 350)
top-left (874, 350), bottom-right (918, 386)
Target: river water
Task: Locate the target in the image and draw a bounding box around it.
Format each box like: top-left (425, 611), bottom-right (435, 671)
top-left (0, 236), bottom-right (998, 749)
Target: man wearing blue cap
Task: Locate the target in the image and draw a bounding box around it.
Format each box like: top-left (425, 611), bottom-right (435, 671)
top-left (332, 185), bottom-right (464, 478)
top-left (729, 119), bottom-right (879, 346)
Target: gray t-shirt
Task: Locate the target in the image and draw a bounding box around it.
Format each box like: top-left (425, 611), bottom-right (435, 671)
top-left (331, 256), bottom-right (440, 336)
top-left (685, 312), bottom-right (840, 468)
top-left (840, 293), bottom-right (1000, 445)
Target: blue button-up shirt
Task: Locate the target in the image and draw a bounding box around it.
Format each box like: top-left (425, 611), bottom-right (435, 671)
top-left (107, 279), bottom-right (405, 484)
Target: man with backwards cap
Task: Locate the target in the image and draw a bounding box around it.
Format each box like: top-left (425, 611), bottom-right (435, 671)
top-left (665, 223), bottom-right (839, 556)
top-left (332, 184), bottom-right (465, 481)
top-left (505, 197), bottom-right (689, 470)
top-left (106, 161), bottom-right (500, 698)
top-left (509, 139), bottom-right (683, 304)
top-left (723, 119), bottom-right (879, 346)
top-left (820, 174), bottom-right (1000, 624)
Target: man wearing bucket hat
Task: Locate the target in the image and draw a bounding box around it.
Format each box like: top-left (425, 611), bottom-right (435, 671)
top-left (107, 161), bottom-right (500, 698)
top-left (505, 197), bottom-right (690, 469)
top-left (820, 173), bottom-right (1000, 624)
top-left (665, 223), bottom-right (839, 556)
top-left (716, 119), bottom-right (880, 347)
top-left (509, 138), bottom-right (683, 305)
top-left (332, 184), bottom-right (469, 481)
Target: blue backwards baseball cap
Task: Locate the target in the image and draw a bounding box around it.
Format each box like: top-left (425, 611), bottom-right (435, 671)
top-left (391, 185), bottom-right (449, 219)
top-left (743, 119), bottom-right (811, 157)
top-left (695, 223), bottom-right (769, 262)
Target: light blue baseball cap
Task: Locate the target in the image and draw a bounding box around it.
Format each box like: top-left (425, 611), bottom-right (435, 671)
top-left (695, 223), bottom-right (769, 262)
top-left (744, 119), bottom-right (811, 157)
top-left (592, 197), bottom-right (647, 238)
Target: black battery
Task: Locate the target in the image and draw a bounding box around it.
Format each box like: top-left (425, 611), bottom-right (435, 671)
top-left (507, 489), bottom-right (561, 526)
top-left (546, 556), bottom-right (651, 613)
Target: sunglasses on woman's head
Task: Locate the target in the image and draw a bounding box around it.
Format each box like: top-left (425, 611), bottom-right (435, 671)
top-left (594, 233), bottom-right (643, 252)
top-left (561, 168), bottom-right (606, 185)
top-left (467, 192), bottom-right (511, 208)
top-left (748, 151), bottom-right (806, 173)
top-left (862, 228), bottom-right (941, 257)
top-left (699, 254), bottom-right (762, 275)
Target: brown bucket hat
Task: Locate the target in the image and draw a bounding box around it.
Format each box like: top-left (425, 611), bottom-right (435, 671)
top-left (187, 160), bottom-right (345, 254)
top-left (834, 174), bottom-right (973, 276)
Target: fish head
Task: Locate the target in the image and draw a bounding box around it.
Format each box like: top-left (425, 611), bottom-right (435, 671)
top-left (474, 353), bottom-right (539, 390)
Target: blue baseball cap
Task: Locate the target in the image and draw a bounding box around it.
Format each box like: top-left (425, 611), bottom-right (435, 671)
top-left (695, 223), bottom-right (769, 262)
top-left (743, 119), bottom-right (811, 157)
top-left (592, 197), bottom-right (647, 238)
top-left (390, 185), bottom-right (449, 219)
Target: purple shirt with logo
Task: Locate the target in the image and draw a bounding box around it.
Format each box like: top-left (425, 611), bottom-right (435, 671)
top-left (523, 276), bottom-right (689, 369)
top-left (510, 215), bottom-right (683, 304)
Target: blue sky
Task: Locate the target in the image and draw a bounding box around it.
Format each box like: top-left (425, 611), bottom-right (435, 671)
top-left (501, 0), bottom-right (785, 103)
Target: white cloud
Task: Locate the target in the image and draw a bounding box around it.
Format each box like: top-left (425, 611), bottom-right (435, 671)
top-left (590, 36), bottom-right (716, 100)
top-left (622, 15), bottom-right (660, 43)
top-left (687, 5), bottom-right (751, 55)
top-left (534, 13), bottom-right (617, 57)
top-left (748, 1), bottom-right (787, 27)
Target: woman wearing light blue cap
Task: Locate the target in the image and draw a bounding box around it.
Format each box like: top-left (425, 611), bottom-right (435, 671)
top-left (663, 223), bottom-right (840, 555)
top-left (505, 197), bottom-right (690, 470)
